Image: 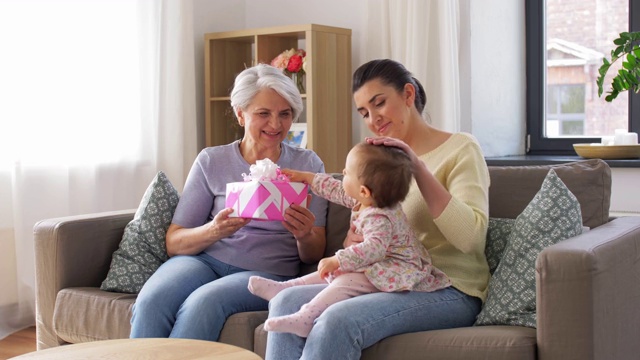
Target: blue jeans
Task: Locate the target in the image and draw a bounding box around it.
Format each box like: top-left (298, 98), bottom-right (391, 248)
top-left (265, 285), bottom-right (482, 360)
top-left (130, 253), bottom-right (290, 341)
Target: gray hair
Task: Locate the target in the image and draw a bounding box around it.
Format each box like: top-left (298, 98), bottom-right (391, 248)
top-left (230, 64), bottom-right (303, 122)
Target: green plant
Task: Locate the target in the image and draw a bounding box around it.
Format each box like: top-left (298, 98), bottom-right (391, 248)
top-left (597, 31), bottom-right (640, 102)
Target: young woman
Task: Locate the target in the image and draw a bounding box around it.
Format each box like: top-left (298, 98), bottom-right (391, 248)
top-left (265, 59), bottom-right (490, 359)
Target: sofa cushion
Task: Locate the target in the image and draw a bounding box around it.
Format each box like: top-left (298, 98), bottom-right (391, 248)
top-left (54, 287), bottom-right (135, 343)
top-left (53, 286), bottom-right (266, 351)
top-left (219, 311), bottom-right (268, 351)
top-left (475, 170), bottom-right (583, 328)
top-left (485, 218), bottom-right (515, 275)
top-left (100, 171), bottom-right (179, 293)
top-left (488, 159), bottom-right (611, 229)
top-left (253, 325), bottom-right (536, 360)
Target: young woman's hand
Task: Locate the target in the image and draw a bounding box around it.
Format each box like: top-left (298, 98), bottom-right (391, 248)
top-left (343, 223), bottom-right (364, 248)
top-left (365, 136), bottom-right (419, 164)
top-left (365, 136), bottom-right (424, 174)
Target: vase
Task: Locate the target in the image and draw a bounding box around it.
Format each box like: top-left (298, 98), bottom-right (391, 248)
top-left (291, 72), bottom-right (305, 94)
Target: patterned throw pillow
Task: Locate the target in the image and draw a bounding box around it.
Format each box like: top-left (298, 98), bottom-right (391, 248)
top-left (101, 171), bottom-right (179, 294)
top-left (485, 218), bottom-right (515, 275)
top-left (475, 169), bottom-right (583, 328)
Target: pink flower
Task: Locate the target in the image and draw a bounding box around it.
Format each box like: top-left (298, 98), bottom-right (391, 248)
top-left (270, 54), bottom-right (288, 70)
top-left (271, 48), bottom-right (307, 92)
top-left (271, 48), bottom-right (307, 73)
top-left (287, 54), bottom-right (303, 73)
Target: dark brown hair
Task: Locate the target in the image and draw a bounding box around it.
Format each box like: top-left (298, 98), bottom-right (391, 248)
top-left (352, 59), bottom-right (427, 114)
top-left (352, 142), bottom-right (413, 208)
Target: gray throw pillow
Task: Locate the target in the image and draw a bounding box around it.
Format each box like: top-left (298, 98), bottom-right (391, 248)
top-left (485, 218), bottom-right (515, 275)
top-left (101, 171), bottom-right (179, 294)
top-left (475, 169), bottom-right (583, 328)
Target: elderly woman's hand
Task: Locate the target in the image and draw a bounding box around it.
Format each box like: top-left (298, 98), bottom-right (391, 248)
top-left (166, 208), bottom-right (250, 256)
top-left (210, 208), bottom-right (251, 239)
top-left (282, 195), bottom-right (315, 240)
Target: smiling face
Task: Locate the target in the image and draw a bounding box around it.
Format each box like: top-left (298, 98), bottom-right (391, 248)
top-left (238, 88), bottom-right (294, 149)
top-left (353, 79), bottom-right (415, 139)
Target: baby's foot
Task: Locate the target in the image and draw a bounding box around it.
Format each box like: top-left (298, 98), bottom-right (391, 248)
top-left (264, 312), bottom-right (315, 338)
top-left (248, 276), bottom-right (292, 301)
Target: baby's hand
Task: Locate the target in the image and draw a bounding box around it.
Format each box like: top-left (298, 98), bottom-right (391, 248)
top-left (281, 169), bottom-right (315, 184)
top-left (318, 256), bottom-right (340, 279)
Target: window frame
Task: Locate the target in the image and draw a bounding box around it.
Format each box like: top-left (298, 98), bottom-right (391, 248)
top-left (525, 0), bottom-right (640, 155)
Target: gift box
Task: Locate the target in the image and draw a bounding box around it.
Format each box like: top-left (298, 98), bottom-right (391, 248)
top-left (225, 158), bottom-right (308, 221)
top-left (226, 180), bottom-right (308, 221)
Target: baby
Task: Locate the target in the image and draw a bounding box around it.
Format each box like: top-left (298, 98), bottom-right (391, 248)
top-left (248, 142), bottom-right (451, 338)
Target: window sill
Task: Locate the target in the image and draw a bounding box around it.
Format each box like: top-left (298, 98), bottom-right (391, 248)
top-left (485, 155), bottom-right (640, 168)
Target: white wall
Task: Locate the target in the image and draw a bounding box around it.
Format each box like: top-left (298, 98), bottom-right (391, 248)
top-left (610, 168), bottom-right (640, 215)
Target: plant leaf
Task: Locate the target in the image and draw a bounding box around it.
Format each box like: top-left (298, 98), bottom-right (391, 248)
top-left (613, 76), bottom-right (625, 91)
top-left (614, 37), bottom-right (627, 45)
top-left (612, 45), bottom-right (625, 58)
top-left (624, 71), bottom-right (639, 86)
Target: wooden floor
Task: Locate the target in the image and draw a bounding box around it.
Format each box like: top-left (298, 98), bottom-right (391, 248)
top-left (0, 327), bottom-right (36, 359)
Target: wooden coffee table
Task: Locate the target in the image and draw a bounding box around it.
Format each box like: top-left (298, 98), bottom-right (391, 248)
top-left (10, 338), bottom-right (262, 359)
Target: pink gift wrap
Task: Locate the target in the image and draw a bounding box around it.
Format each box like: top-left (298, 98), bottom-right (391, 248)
top-left (225, 180), bottom-right (309, 221)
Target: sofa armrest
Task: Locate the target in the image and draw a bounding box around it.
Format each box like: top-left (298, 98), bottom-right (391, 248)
top-left (536, 216), bottom-right (640, 360)
top-left (33, 210), bottom-right (135, 349)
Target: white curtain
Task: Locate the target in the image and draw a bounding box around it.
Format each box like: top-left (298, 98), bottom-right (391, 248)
top-left (0, 0), bottom-right (197, 339)
top-left (363, 0), bottom-right (461, 133)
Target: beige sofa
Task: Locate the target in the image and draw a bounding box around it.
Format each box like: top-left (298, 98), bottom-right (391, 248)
top-left (34, 159), bottom-right (640, 359)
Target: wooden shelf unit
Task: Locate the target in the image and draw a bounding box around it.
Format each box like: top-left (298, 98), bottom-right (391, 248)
top-left (204, 24), bottom-right (352, 173)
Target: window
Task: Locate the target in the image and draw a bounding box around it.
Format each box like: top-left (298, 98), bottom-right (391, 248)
top-left (0, 1), bottom-right (143, 166)
top-left (526, 0), bottom-right (640, 154)
top-left (546, 84), bottom-right (586, 136)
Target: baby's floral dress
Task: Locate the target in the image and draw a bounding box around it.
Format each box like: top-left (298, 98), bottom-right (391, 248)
top-left (312, 173), bottom-right (451, 292)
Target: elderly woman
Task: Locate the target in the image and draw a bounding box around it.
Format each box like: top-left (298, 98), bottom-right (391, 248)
top-left (130, 64), bottom-right (329, 341)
